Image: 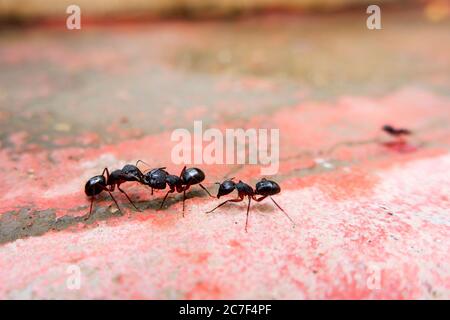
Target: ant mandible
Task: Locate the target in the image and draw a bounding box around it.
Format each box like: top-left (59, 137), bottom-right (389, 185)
top-left (84, 164), bottom-right (144, 220)
top-left (137, 160), bottom-right (214, 216)
top-left (206, 178), bottom-right (295, 232)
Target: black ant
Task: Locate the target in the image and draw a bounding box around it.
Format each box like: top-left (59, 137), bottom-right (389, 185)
top-left (381, 124), bottom-right (416, 152)
top-left (206, 178), bottom-right (295, 232)
top-left (84, 164), bottom-right (144, 220)
top-left (382, 125), bottom-right (411, 138)
top-left (136, 160), bottom-right (214, 216)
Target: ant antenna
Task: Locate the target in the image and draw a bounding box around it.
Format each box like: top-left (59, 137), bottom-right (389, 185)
top-left (136, 159), bottom-right (152, 173)
top-left (245, 196), bottom-right (251, 233)
top-left (135, 159), bottom-right (151, 167)
top-left (214, 177), bottom-right (235, 184)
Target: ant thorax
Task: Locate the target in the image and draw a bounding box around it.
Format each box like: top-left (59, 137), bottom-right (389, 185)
top-left (236, 181), bottom-right (254, 196)
top-left (107, 169), bottom-right (123, 185)
top-left (166, 175), bottom-right (182, 188)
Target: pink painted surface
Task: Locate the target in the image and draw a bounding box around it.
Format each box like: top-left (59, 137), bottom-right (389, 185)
top-left (0, 9), bottom-right (449, 299)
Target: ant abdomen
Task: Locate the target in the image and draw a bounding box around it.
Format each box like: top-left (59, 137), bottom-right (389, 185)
top-left (255, 178), bottom-right (281, 196)
top-left (182, 168), bottom-right (205, 185)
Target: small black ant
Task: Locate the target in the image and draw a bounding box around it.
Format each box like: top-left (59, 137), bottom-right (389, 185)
top-left (382, 125), bottom-right (411, 138)
top-left (84, 164), bottom-right (144, 219)
top-left (137, 160), bottom-right (213, 216)
top-left (381, 124), bottom-right (416, 152)
top-left (206, 178), bottom-right (295, 232)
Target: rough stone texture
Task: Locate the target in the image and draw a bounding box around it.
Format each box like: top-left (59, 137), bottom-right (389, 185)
top-left (0, 9), bottom-right (449, 299)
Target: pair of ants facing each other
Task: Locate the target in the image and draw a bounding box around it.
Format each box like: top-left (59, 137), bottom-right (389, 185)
top-left (84, 162), bottom-right (211, 218)
top-left (84, 162), bottom-right (293, 231)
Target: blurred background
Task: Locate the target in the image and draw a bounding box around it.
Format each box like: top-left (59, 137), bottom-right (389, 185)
top-left (0, 0), bottom-right (449, 299)
top-left (0, 0), bottom-right (449, 145)
top-left (0, 0), bottom-right (435, 20)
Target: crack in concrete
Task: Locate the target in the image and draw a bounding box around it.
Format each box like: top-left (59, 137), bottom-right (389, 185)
top-left (0, 189), bottom-right (210, 246)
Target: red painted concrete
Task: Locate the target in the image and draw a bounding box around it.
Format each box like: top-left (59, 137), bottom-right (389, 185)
top-left (0, 10), bottom-right (449, 299)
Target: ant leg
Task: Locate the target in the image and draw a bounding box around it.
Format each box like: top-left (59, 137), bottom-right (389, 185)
top-left (117, 185), bottom-right (140, 211)
top-left (199, 184), bottom-right (214, 198)
top-left (205, 197), bottom-right (244, 214)
top-left (179, 166), bottom-right (187, 178)
top-left (151, 188), bottom-right (154, 195)
top-left (253, 195), bottom-right (295, 227)
top-left (101, 185), bottom-right (121, 212)
top-left (159, 189), bottom-right (174, 210)
top-left (270, 196), bottom-right (296, 226)
top-left (252, 195), bottom-right (268, 202)
top-left (181, 184), bottom-right (192, 217)
top-left (85, 197), bottom-right (95, 220)
top-left (102, 167), bottom-right (110, 184)
top-left (107, 190), bottom-right (121, 213)
top-left (182, 189), bottom-right (186, 217)
top-left (89, 197), bottom-right (94, 215)
top-left (245, 196), bottom-right (252, 233)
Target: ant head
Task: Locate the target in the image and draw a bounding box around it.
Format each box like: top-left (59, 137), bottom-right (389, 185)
top-left (217, 179), bottom-right (236, 198)
top-left (85, 175), bottom-right (107, 197)
top-left (143, 168), bottom-right (168, 187)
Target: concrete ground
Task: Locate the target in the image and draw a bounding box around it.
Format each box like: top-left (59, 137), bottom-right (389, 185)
top-left (0, 8), bottom-right (449, 299)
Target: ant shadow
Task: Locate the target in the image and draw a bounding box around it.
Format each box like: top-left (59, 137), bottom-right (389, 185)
top-left (82, 187), bottom-right (213, 223)
top-left (128, 189), bottom-right (209, 211)
top-left (253, 203), bottom-right (275, 213)
top-left (381, 140), bottom-right (418, 153)
top-left (207, 201), bottom-right (273, 215)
